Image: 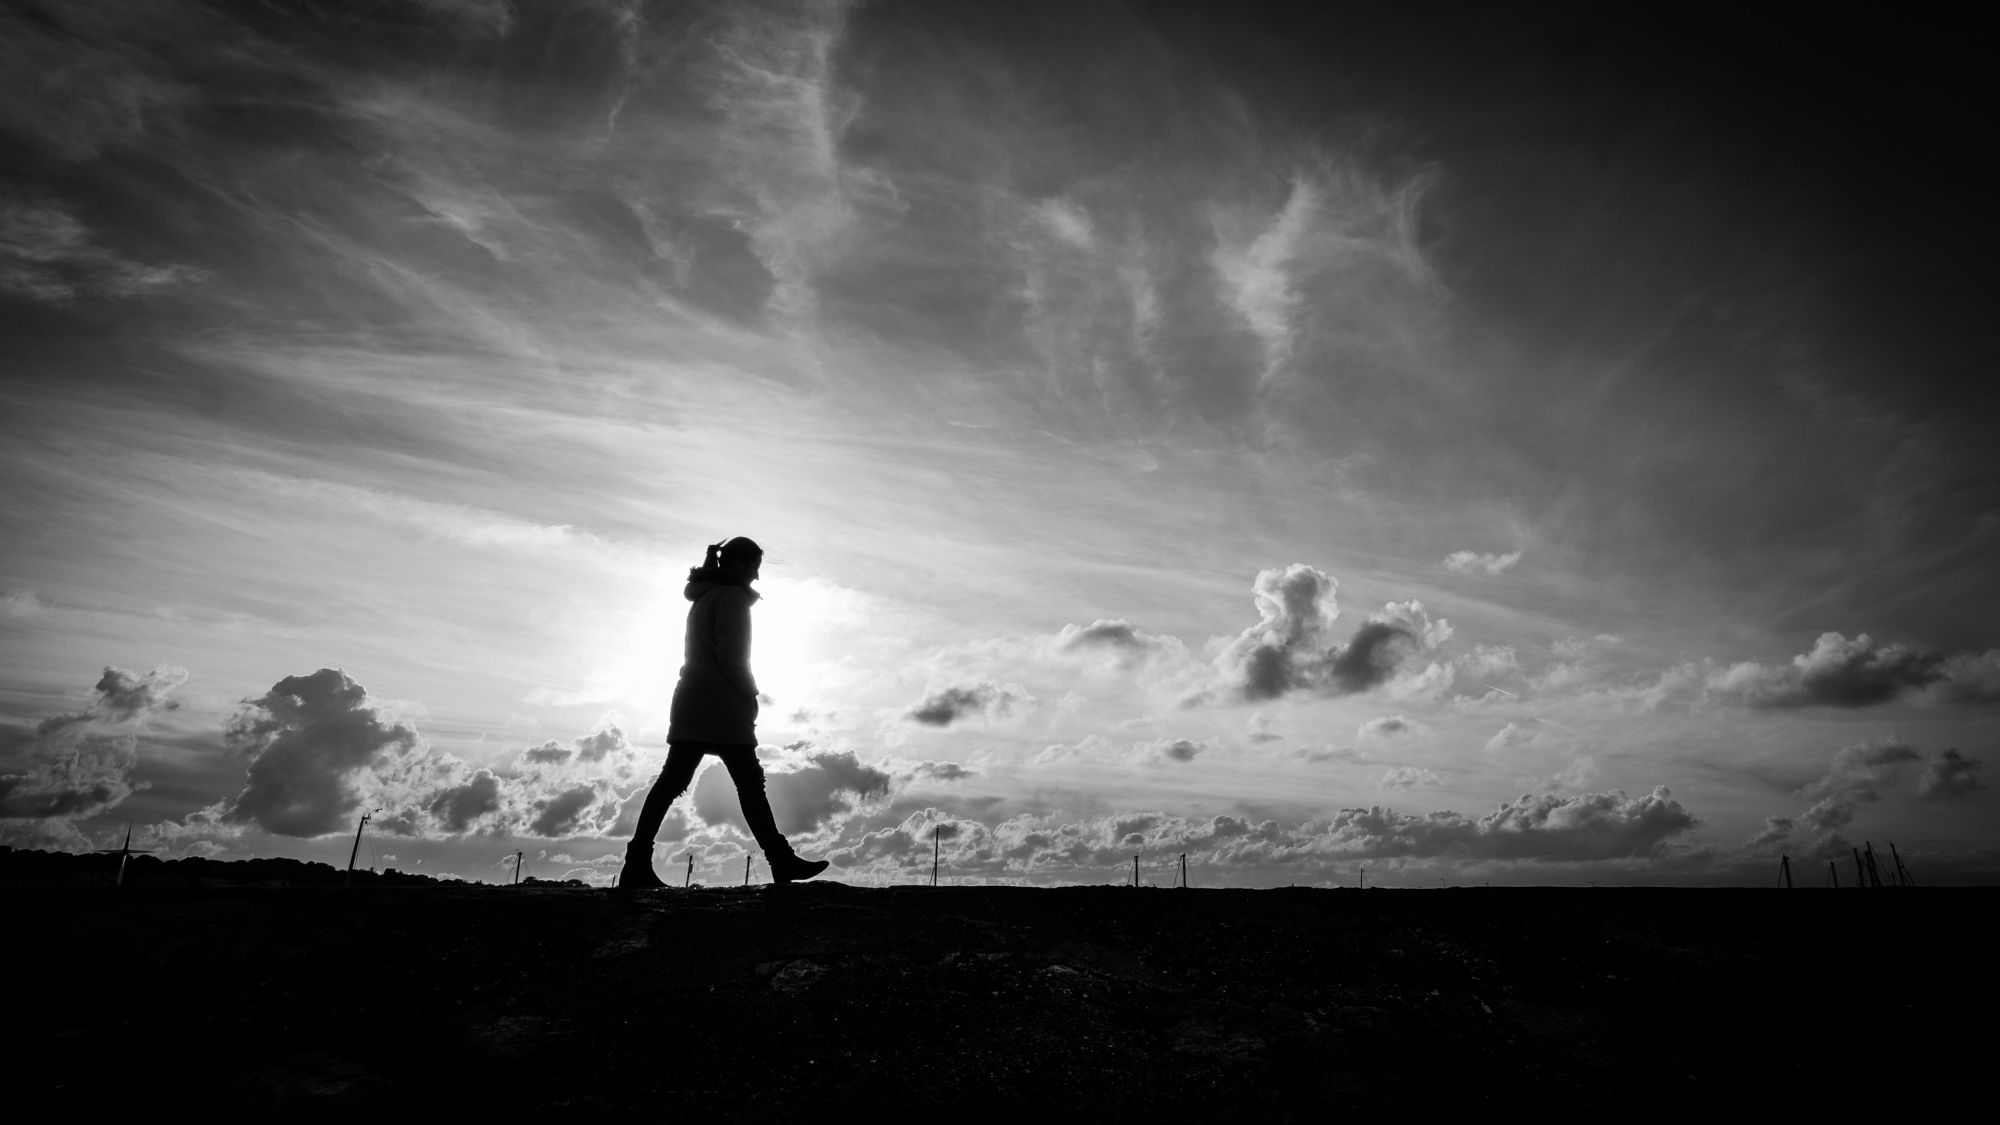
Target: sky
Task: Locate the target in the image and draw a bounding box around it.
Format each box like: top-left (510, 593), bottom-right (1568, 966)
top-left (3, 0), bottom-right (1995, 887)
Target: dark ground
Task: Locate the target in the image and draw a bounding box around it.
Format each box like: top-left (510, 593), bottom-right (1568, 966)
top-left (9, 883), bottom-right (1984, 1118)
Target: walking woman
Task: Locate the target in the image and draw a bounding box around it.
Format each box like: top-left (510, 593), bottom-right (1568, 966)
top-left (618, 537), bottom-right (829, 890)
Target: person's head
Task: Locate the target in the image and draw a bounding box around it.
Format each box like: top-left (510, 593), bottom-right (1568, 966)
top-left (705, 536), bottom-right (763, 579)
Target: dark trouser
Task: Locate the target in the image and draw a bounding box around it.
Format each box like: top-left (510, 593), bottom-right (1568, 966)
top-left (628, 741), bottom-right (793, 860)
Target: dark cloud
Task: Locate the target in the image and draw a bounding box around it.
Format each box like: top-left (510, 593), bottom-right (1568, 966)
top-left (1318, 787), bottom-right (1696, 861)
top-left (1709, 632), bottom-right (2000, 708)
top-left (192, 684), bottom-right (642, 842)
top-left (91, 666), bottom-right (187, 721)
top-left (693, 749), bottom-right (892, 838)
top-left (1746, 816), bottom-right (1794, 849)
top-left (0, 665), bottom-right (183, 835)
top-left (1198, 566), bottom-right (1448, 704)
top-left (906, 682), bottom-right (1029, 726)
top-left (909, 761), bottom-right (975, 782)
top-left (219, 668), bottom-right (421, 837)
top-left (1326, 620), bottom-right (1417, 694)
top-left (516, 726), bottom-right (630, 768)
top-left (520, 743), bottom-right (571, 766)
top-left (1917, 749), bottom-right (1985, 800)
top-left (571, 727), bottom-right (627, 762)
top-left (1749, 738), bottom-right (1956, 850)
top-left (1057, 619), bottom-right (1151, 651)
top-left (0, 732), bottom-right (141, 821)
top-left (1796, 739), bottom-right (1922, 834)
top-left (1214, 565), bottom-right (1338, 701)
top-left (427, 768), bottom-right (500, 833)
top-left (1931, 652), bottom-right (2000, 704)
top-left (1152, 739), bottom-right (1203, 763)
top-left (1053, 619), bottom-right (1182, 669)
top-left (1358, 715), bottom-right (1411, 739)
top-left (818, 787), bottom-right (1696, 878)
top-left (35, 664), bottom-right (188, 736)
top-left (529, 785), bottom-right (600, 838)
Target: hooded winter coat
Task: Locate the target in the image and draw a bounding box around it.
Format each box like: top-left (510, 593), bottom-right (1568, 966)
top-left (667, 572), bottom-right (761, 746)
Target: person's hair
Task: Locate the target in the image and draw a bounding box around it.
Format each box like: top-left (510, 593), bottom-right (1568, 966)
top-left (705, 537), bottom-right (763, 570)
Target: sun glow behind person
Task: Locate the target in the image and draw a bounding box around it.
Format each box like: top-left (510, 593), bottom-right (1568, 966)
top-left (585, 567), bottom-right (868, 729)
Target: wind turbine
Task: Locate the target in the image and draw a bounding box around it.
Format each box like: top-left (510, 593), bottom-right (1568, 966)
top-left (93, 823), bottom-right (152, 887)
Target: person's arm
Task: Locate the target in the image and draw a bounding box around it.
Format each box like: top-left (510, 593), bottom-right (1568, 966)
top-left (713, 587), bottom-right (760, 702)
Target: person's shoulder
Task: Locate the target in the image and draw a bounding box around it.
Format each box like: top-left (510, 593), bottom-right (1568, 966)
top-left (713, 585), bottom-right (755, 609)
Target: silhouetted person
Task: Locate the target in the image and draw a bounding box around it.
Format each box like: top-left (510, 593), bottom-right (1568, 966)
top-left (618, 537), bottom-right (829, 891)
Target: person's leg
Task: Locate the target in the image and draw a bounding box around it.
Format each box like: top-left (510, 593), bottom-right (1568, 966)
top-left (618, 742), bottom-right (707, 890)
top-left (717, 744), bottom-right (790, 858)
top-left (719, 745), bottom-right (828, 883)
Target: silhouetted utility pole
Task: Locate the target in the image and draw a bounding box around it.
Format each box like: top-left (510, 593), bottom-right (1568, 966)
top-left (932, 826), bottom-right (940, 887)
top-left (1827, 861), bottom-right (1840, 888)
top-left (1852, 847), bottom-right (1867, 888)
top-left (1179, 853), bottom-right (1188, 889)
top-left (1359, 865), bottom-right (1367, 889)
top-left (685, 853), bottom-right (694, 888)
top-left (345, 810), bottom-right (375, 886)
top-left (1131, 854), bottom-right (1139, 887)
top-left (1890, 842), bottom-right (1916, 887)
top-left (743, 854), bottom-right (751, 886)
top-left (513, 851), bottom-right (523, 885)
top-left (1864, 842), bottom-right (1886, 888)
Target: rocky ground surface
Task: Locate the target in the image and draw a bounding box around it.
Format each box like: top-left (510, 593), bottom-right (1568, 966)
top-left (11, 882), bottom-right (1984, 1117)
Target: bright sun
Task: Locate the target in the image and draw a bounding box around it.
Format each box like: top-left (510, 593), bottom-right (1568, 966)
top-left (596, 573), bottom-right (866, 726)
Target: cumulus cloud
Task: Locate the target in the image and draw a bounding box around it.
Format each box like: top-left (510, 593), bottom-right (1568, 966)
top-left (1052, 619), bottom-right (1184, 669)
top-left (1708, 632), bottom-right (2000, 708)
top-left (517, 726), bottom-right (634, 770)
top-left (33, 665), bottom-right (189, 738)
top-left (907, 761), bottom-right (975, 783)
top-left (1198, 566), bottom-right (1450, 705)
top-left (1, 589), bottom-right (43, 617)
top-left (1444, 549), bottom-right (1522, 576)
top-left (1455, 644), bottom-right (1521, 683)
top-left (1917, 748), bottom-right (1985, 800)
top-left (428, 769), bottom-right (501, 833)
top-left (1798, 745), bottom-right (1918, 833)
top-left (89, 666), bottom-right (188, 722)
top-left (217, 669), bottom-right (424, 837)
top-left (0, 731), bottom-right (142, 823)
top-left (1, 665), bottom-right (184, 837)
top-left (1320, 788), bottom-right (1696, 861)
top-left (1483, 722), bottom-right (1540, 754)
top-left (529, 785), bottom-right (604, 838)
top-left (1796, 738), bottom-right (1922, 834)
top-left (693, 748), bottom-right (892, 838)
top-left (194, 669), bottom-right (646, 841)
top-left (1747, 816), bottom-right (1795, 849)
top-left (1358, 715), bottom-right (1415, 739)
top-left (1147, 739), bottom-right (1204, 763)
top-left (1930, 651), bottom-right (2000, 704)
top-left (1749, 737), bottom-right (1960, 850)
top-left (1378, 767), bottom-right (1440, 789)
top-left (905, 682), bottom-right (1031, 726)
top-left (819, 786), bottom-right (1696, 879)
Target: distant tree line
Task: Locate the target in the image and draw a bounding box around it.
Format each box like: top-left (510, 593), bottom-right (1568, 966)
top-left (0, 846), bottom-right (455, 888)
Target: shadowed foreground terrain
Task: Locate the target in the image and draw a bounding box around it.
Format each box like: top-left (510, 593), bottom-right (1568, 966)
top-left (10, 882), bottom-right (1984, 1117)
